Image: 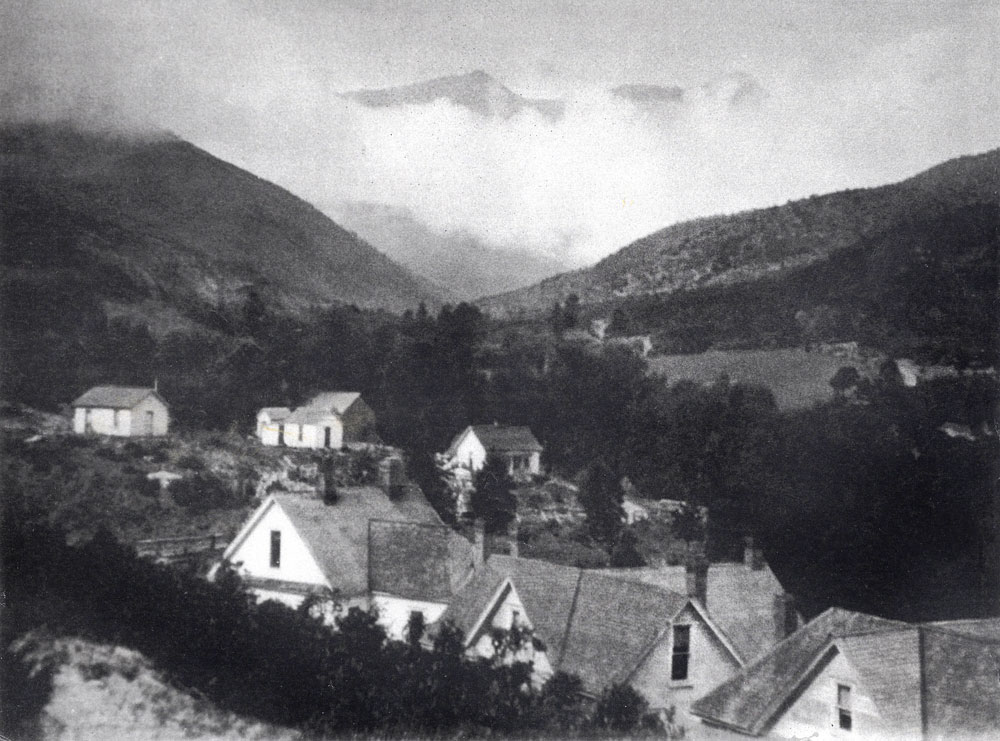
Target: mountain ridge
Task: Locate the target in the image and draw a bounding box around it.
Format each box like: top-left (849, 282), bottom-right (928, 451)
top-left (478, 149), bottom-right (1000, 317)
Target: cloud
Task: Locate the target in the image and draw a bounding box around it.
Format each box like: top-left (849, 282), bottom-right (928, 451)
top-left (2, 0), bottom-right (996, 266)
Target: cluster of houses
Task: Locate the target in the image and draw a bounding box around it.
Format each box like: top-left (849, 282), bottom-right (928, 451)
top-left (68, 385), bottom-right (1000, 739)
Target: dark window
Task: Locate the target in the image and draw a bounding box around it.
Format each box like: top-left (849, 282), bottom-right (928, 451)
top-left (298, 425), bottom-right (304, 442)
top-left (270, 530), bottom-right (281, 568)
top-left (671, 625), bottom-right (691, 681)
top-left (837, 684), bottom-right (852, 731)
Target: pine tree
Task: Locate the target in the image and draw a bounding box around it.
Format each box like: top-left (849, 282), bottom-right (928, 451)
top-left (470, 455), bottom-right (517, 533)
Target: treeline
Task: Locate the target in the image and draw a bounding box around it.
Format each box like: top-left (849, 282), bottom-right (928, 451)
top-left (1, 504), bottom-right (672, 739)
top-left (595, 204), bottom-right (998, 364)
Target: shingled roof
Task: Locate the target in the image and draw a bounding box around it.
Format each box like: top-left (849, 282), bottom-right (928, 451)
top-left (690, 608), bottom-right (1000, 738)
top-left (594, 561), bottom-right (792, 664)
top-left (368, 520), bottom-right (476, 602)
top-left (447, 425), bottom-right (543, 456)
top-left (438, 555), bottom-right (702, 695)
top-left (72, 386), bottom-right (164, 409)
top-left (303, 391), bottom-right (362, 415)
top-left (235, 489), bottom-right (442, 598)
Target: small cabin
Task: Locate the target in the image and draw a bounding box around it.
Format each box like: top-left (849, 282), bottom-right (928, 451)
top-left (72, 386), bottom-right (169, 437)
top-left (445, 424), bottom-right (543, 479)
top-left (256, 392), bottom-right (376, 450)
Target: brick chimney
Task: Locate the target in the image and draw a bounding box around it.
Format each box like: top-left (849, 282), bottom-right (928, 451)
top-left (772, 593), bottom-right (798, 640)
top-left (685, 552), bottom-right (709, 605)
top-left (473, 519), bottom-right (485, 569)
top-left (744, 536), bottom-right (765, 570)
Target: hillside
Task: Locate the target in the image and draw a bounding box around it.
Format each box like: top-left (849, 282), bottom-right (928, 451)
top-left (335, 200), bottom-right (571, 300)
top-left (479, 149), bottom-right (1000, 318)
top-left (1, 123), bottom-right (438, 321)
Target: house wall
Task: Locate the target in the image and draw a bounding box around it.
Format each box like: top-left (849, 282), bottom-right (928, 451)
top-left (257, 415), bottom-right (284, 446)
top-left (132, 395), bottom-right (169, 436)
top-left (468, 584), bottom-right (554, 680)
top-left (342, 399), bottom-right (377, 442)
top-left (453, 431), bottom-right (488, 472)
top-left (72, 397), bottom-right (168, 437)
top-left (631, 604), bottom-right (742, 722)
top-left (371, 594), bottom-right (448, 641)
top-left (768, 650), bottom-right (898, 741)
top-left (228, 504), bottom-right (328, 586)
top-left (283, 419), bottom-right (343, 450)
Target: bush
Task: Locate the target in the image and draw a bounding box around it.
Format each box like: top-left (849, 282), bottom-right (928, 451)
top-left (591, 682), bottom-right (651, 733)
top-left (170, 474), bottom-right (238, 512)
top-left (176, 453), bottom-right (206, 471)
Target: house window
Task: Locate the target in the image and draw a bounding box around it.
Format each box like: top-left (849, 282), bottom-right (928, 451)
top-left (837, 684), bottom-right (852, 731)
top-left (671, 625), bottom-right (691, 681)
top-left (298, 425), bottom-right (304, 442)
top-left (511, 609), bottom-right (520, 628)
top-left (113, 409), bottom-right (121, 428)
top-left (270, 530), bottom-right (281, 568)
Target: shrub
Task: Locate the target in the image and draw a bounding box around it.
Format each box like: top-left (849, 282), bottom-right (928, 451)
top-left (591, 682), bottom-right (650, 733)
top-left (176, 453), bottom-right (206, 471)
top-left (170, 474), bottom-right (237, 512)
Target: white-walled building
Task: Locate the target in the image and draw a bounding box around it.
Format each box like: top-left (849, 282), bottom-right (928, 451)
top-left (444, 424), bottom-right (543, 479)
top-left (72, 386), bottom-right (169, 437)
top-left (437, 554), bottom-right (746, 722)
top-left (214, 489), bottom-right (476, 639)
top-left (256, 392), bottom-right (377, 450)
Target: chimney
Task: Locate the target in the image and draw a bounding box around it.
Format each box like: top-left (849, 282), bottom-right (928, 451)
top-left (744, 536), bottom-right (765, 570)
top-left (773, 593), bottom-right (798, 640)
top-left (685, 553), bottom-right (708, 605)
top-left (509, 519), bottom-right (519, 559)
top-left (473, 519), bottom-right (485, 569)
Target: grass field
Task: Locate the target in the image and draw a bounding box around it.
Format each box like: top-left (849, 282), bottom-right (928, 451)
top-left (648, 348), bottom-right (878, 410)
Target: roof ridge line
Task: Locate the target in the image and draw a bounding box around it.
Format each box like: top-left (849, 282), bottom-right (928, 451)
top-left (556, 568), bottom-right (584, 667)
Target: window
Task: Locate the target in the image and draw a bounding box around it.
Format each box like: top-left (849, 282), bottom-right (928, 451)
top-left (298, 425), bottom-right (304, 442)
top-left (114, 409), bottom-right (121, 428)
top-left (511, 609), bottom-right (520, 628)
top-left (270, 530), bottom-right (281, 568)
top-left (837, 684), bottom-right (852, 731)
top-left (671, 625), bottom-right (691, 681)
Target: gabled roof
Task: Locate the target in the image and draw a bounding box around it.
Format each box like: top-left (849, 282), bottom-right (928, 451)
top-left (258, 407), bottom-right (291, 420)
top-left (285, 406), bottom-right (342, 425)
top-left (72, 386), bottom-right (165, 409)
top-left (594, 561), bottom-right (791, 664)
top-left (447, 425), bottom-right (543, 456)
top-left (690, 607), bottom-right (1000, 738)
top-left (438, 555), bottom-right (722, 695)
top-left (304, 391), bottom-right (362, 415)
top-left (225, 488), bottom-right (442, 598)
top-left (368, 520), bottom-right (476, 602)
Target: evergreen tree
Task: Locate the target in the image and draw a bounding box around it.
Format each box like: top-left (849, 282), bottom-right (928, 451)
top-left (579, 459), bottom-right (625, 544)
top-left (470, 455), bottom-right (517, 534)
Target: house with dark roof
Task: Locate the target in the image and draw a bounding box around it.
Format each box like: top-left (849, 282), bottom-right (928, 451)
top-left (594, 540), bottom-right (801, 667)
top-left (691, 607), bottom-right (1000, 740)
top-left (256, 391), bottom-right (376, 449)
top-left (215, 488), bottom-right (475, 638)
top-left (437, 554), bottom-right (746, 721)
top-left (72, 385), bottom-right (169, 437)
top-left (445, 424), bottom-right (543, 479)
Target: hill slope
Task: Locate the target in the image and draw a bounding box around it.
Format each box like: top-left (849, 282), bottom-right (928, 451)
top-left (479, 149), bottom-right (1000, 317)
top-left (1, 123), bottom-right (438, 319)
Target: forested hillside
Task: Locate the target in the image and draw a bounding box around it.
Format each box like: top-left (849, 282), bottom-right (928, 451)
top-left (480, 149), bottom-right (999, 324)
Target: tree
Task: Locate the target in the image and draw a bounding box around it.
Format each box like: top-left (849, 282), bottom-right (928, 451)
top-left (830, 366), bottom-right (861, 398)
top-left (609, 528), bottom-right (646, 567)
top-left (579, 460), bottom-right (625, 544)
top-left (591, 683), bottom-right (650, 733)
top-left (470, 456), bottom-right (517, 534)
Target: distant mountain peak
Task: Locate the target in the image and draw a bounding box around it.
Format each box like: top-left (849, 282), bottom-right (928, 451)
top-left (345, 71), bottom-right (565, 121)
top-left (611, 83), bottom-right (685, 104)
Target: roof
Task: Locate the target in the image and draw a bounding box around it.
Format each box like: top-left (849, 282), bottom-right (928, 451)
top-left (690, 608), bottom-right (1000, 738)
top-left (447, 425), bottom-right (543, 456)
top-left (367, 520), bottom-right (476, 602)
top-left (438, 555), bottom-right (699, 695)
top-left (593, 561), bottom-right (791, 663)
top-left (229, 488), bottom-right (442, 598)
top-left (285, 406), bottom-right (342, 425)
top-left (258, 407), bottom-right (291, 420)
top-left (303, 392), bottom-right (362, 415)
top-left (72, 386), bottom-right (164, 409)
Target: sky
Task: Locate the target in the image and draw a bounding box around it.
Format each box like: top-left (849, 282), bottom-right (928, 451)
top-left (2, 0), bottom-right (997, 265)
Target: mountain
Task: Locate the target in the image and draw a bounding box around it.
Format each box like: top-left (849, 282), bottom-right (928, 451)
top-left (478, 149), bottom-right (1000, 319)
top-left (334, 201), bottom-right (572, 300)
top-left (1, 123), bottom-right (439, 323)
top-left (610, 84), bottom-right (685, 104)
top-left (345, 70), bottom-right (565, 120)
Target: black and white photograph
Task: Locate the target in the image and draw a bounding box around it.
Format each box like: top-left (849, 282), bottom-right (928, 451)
top-left (1, 1), bottom-right (997, 739)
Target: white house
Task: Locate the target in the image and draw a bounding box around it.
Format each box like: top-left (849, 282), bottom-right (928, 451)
top-left (444, 424), bottom-right (543, 479)
top-left (437, 554), bottom-right (746, 722)
top-left (214, 488), bottom-right (476, 639)
top-left (256, 392), bottom-right (377, 450)
top-left (72, 386), bottom-right (169, 437)
top-left (692, 608), bottom-right (1000, 740)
